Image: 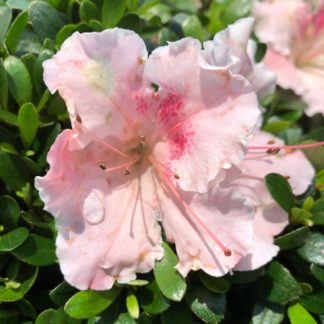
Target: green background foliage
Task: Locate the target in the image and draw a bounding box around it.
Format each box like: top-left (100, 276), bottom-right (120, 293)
top-left (0, 0), bottom-right (323, 323)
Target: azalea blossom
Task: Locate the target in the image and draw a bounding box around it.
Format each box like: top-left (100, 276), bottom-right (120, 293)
top-left (35, 24), bottom-right (262, 289)
top-left (226, 131), bottom-right (315, 271)
top-left (253, 0), bottom-right (324, 116)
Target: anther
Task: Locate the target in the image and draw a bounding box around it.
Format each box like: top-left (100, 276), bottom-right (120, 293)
top-left (224, 248), bottom-right (232, 257)
top-left (285, 148), bottom-right (296, 154)
top-left (76, 114), bottom-right (82, 123)
top-left (99, 163), bottom-right (106, 170)
top-left (267, 140), bottom-right (275, 144)
top-left (124, 169), bottom-right (131, 175)
top-left (284, 176), bottom-right (291, 180)
top-left (266, 148), bottom-right (280, 155)
top-left (174, 174), bottom-right (180, 179)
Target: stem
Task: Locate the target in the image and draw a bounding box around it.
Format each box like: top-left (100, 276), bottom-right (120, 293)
top-left (248, 141), bottom-right (324, 151)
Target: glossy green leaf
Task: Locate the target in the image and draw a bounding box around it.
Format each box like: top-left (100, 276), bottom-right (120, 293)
top-left (33, 50), bottom-right (54, 95)
top-left (154, 243), bottom-right (186, 301)
top-left (35, 309), bottom-right (63, 324)
top-left (5, 11), bottom-right (28, 53)
top-left (275, 227), bottom-right (310, 250)
top-left (310, 264), bottom-right (324, 282)
top-left (17, 298), bottom-right (37, 319)
top-left (266, 261), bottom-right (301, 305)
top-left (0, 151), bottom-right (32, 191)
top-left (0, 227), bottom-right (29, 251)
top-left (117, 14), bottom-right (142, 34)
top-left (0, 195), bottom-right (20, 228)
top-left (186, 283), bottom-right (225, 324)
top-left (0, 265), bottom-right (38, 302)
top-left (126, 292), bottom-right (139, 319)
top-left (6, 0), bottom-right (31, 10)
top-left (50, 281), bottom-right (77, 306)
top-left (138, 281), bottom-right (170, 315)
top-left (55, 24), bottom-right (77, 48)
top-left (18, 103), bottom-right (39, 148)
top-left (199, 273), bottom-right (229, 293)
top-left (297, 232), bottom-right (324, 266)
top-left (288, 303), bottom-right (317, 324)
top-left (0, 109), bottom-right (18, 126)
top-left (0, 3), bottom-right (12, 43)
top-left (303, 141), bottom-right (324, 170)
top-left (64, 287), bottom-right (120, 319)
top-left (252, 303), bottom-right (284, 324)
top-left (0, 58), bottom-right (8, 109)
top-left (182, 15), bottom-right (205, 41)
top-left (300, 290), bottom-right (324, 314)
top-left (115, 312), bottom-right (136, 324)
top-left (80, 0), bottom-right (99, 23)
top-left (311, 197), bottom-right (324, 225)
top-left (4, 56), bottom-right (32, 105)
top-left (265, 173), bottom-right (295, 213)
top-left (12, 234), bottom-right (57, 266)
top-left (29, 1), bottom-right (65, 40)
top-left (102, 0), bottom-right (126, 27)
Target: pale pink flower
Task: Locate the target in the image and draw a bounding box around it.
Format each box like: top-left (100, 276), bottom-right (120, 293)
top-left (203, 17), bottom-right (276, 99)
top-left (253, 0), bottom-right (324, 116)
top-left (35, 28), bottom-right (261, 290)
top-left (227, 131), bottom-right (315, 271)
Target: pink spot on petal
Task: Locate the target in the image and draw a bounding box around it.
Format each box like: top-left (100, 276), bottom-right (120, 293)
top-left (170, 128), bottom-right (195, 159)
top-left (158, 94), bottom-right (184, 128)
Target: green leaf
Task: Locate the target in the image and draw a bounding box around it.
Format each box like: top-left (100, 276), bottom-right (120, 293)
top-left (138, 281), bottom-right (170, 315)
top-left (5, 11), bottom-right (28, 53)
top-left (186, 283), bottom-right (225, 324)
top-left (50, 281), bottom-right (77, 306)
top-left (0, 151), bottom-right (32, 191)
top-left (266, 261), bottom-right (302, 305)
top-left (154, 243), bottom-right (186, 301)
top-left (80, 0), bottom-right (99, 23)
top-left (117, 14), bottom-right (142, 34)
top-left (161, 303), bottom-right (193, 324)
top-left (0, 109), bottom-right (18, 126)
top-left (199, 273), bottom-right (229, 293)
top-left (300, 290), bottom-right (324, 314)
top-left (223, 0), bottom-right (251, 25)
top-left (252, 303), bottom-right (284, 324)
top-left (182, 15), bottom-right (205, 41)
top-left (102, 0), bottom-right (126, 27)
top-left (126, 292), bottom-right (139, 319)
top-left (288, 303), bottom-right (317, 324)
top-left (297, 232), bottom-right (324, 266)
top-left (64, 287), bottom-right (120, 319)
top-left (12, 234), bottom-right (57, 266)
top-left (275, 227), bottom-right (310, 250)
top-left (228, 267), bottom-right (265, 284)
top-left (0, 3), bottom-right (12, 43)
top-left (35, 309), bottom-right (63, 324)
top-left (28, 1), bottom-right (65, 41)
top-left (0, 195), bottom-right (20, 228)
top-left (4, 56), bottom-right (32, 105)
top-left (290, 208), bottom-right (313, 226)
top-left (311, 197), bottom-right (324, 225)
top-left (0, 58), bottom-right (8, 109)
top-left (265, 173), bottom-right (295, 213)
top-left (18, 103), bottom-right (39, 148)
top-left (115, 312), bottom-right (136, 324)
top-left (303, 141), bottom-right (324, 170)
top-left (263, 120), bottom-right (291, 133)
top-left (310, 264), bottom-right (324, 282)
top-left (17, 298), bottom-right (37, 318)
top-left (0, 227), bottom-right (29, 251)
top-left (0, 265), bottom-right (38, 302)
top-left (55, 24), bottom-right (77, 48)
top-left (33, 50), bottom-right (54, 95)
top-left (6, 0), bottom-right (31, 10)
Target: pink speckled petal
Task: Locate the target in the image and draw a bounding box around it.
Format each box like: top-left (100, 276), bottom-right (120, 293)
top-left (35, 132), bottom-right (163, 290)
top-left (43, 29), bottom-right (148, 143)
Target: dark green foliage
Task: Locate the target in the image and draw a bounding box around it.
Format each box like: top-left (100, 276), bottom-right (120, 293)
top-left (0, 0), bottom-right (323, 323)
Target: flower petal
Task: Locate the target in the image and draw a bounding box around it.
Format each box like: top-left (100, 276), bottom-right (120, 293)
top-left (153, 89), bottom-right (260, 193)
top-left (156, 181), bottom-right (254, 277)
top-left (35, 132), bottom-right (163, 290)
top-left (43, 29), bottom-right (148, 143)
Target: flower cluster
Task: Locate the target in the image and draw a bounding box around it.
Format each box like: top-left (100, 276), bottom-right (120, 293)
top-left (35, 18), bottom-right (315, 290)
top-left (253, 0), bottom-right (324, 116)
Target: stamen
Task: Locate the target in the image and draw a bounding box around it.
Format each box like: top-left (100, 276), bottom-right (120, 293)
top-left (76, 114), bottom-right (82, 123)
top-left (284, 176), bottom-right (291, 180)
top-left (149, 156), bottom-right (232, 256)
top-left (266, 148), bottom-right (280, 155)
top-left (248, 140), bottom-right (324, 151)
top-left (174, 174), bottom-right (180, 179)
top-left (267, 140), bottom-right (275, 144)
top-left (124, 169), bottom-right (131, 175)
top-left (99, 163), bottom-right (106, 170)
